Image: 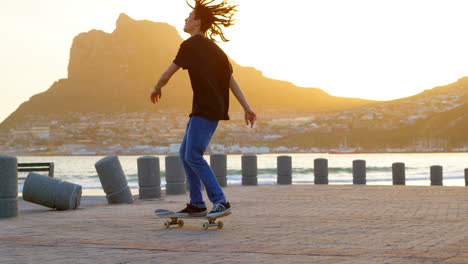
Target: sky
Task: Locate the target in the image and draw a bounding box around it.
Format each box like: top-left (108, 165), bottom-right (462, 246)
top-left (1, 0), bottom-right (468, 123)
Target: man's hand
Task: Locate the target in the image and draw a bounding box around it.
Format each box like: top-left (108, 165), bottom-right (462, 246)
top-left (245, 108), bottom-right (257, 128)
top-left (150, 63), bottom-right (180, 104)
top-left (150, 88), bottom-right (162, 103)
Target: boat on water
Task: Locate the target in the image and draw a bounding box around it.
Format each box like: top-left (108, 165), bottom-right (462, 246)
top-left (330, 136), bottom-right (360, 154)
top-left (329, 148), bottom-right (360, 154)
top-left (71, 149), bottom-right (97, 155)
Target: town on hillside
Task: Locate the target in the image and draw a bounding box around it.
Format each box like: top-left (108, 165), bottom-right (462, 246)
top-left (2, 89), bottom-right (467, 156)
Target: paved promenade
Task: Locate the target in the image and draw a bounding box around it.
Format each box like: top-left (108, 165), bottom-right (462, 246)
top-left (2, 185), bottom-right (468, 263)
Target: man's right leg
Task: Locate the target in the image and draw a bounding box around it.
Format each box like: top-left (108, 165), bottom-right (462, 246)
top-left (178, 118), bottom-right (207, 216)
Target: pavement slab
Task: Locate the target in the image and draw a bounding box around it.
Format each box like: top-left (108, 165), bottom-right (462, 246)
top-left (1, 185), bottom-right (468, 263)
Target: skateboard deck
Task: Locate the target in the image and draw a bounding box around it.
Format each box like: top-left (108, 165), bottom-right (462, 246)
top-left (155, 209), bottom-right (231, 230)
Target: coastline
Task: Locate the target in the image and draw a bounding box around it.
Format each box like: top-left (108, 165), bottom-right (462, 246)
top-left (5, 150), bottom-right (468, 156)
top-left (13, 153), bottom-right (468, 189)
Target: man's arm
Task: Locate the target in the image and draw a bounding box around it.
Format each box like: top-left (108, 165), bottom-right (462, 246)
top-left (151, 63), bottom-right (180, 103)
top-left (230, 76), bottom-right (257, 128)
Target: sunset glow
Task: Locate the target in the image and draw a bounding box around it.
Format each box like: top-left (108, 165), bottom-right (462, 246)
top-left (1, 0), bottom-right (468, 122)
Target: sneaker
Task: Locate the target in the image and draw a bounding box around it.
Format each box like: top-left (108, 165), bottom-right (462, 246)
top-left (208, 202), bottom-right (231, 217)
top-left (176, 203), bottom-right (207, 217)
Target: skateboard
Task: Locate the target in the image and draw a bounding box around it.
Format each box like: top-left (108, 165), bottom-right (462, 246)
top-left (155, 209), bottom-right (231, 230)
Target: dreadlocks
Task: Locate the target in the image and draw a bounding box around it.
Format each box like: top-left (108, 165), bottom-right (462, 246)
top-left (186, 0), bottom-right (238, 42)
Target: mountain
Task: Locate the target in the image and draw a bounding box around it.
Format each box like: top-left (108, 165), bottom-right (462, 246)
top-left (0, 13), bottom-right (373, 131)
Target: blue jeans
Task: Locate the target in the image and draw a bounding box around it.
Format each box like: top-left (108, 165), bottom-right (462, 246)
top-left (179, 116), bottom-right (226, 208)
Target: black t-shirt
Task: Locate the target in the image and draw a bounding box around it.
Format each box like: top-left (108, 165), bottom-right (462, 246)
top-left (173, 35), bottom-right (232, 121)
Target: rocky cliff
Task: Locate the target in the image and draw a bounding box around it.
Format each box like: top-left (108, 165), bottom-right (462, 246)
top-left (0, 13), bottom-right (372, 130)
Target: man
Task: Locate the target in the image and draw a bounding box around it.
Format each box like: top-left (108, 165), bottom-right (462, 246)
top-left (150, 0), bottom-right (256, 217)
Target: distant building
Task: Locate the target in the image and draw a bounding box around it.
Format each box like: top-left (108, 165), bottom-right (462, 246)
top-left (263, 135), bottom-right (282, 141)
top-left (360, 114), bottom-right (373, 120)
top-left (30, 127), bottom-right (50, 139)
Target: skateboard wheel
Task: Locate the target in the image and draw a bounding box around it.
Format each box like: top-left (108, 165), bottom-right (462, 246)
top-left (202, 223), bottom-right (209, 230)
top-left (218, 221), bottom-right (224, 229)
top-left (164, 220), bottom-right (171, 228)
top-left (178, 220), bottom-right (184, 227)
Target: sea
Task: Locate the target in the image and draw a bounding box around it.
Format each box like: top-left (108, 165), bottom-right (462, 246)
top-left (16, 153), bottom-right (468, 193)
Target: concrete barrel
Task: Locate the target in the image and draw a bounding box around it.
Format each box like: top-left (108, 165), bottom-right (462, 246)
top-left (165, 156), bottom-right (186, 195)
top-left (137, 156), bottom-right (161, 199)
top-left (106, 186), bottom-right (133, 204)
top-left (0, 198), bottom-right (18, 218)
top-left (0, 156), bottom-right (18, 199)
top-left (465, 169), bottom-right (468, 187)
top-left (0, 156), bottom-right (18, 218)
top-left (23, 172), bottom-right (82, 211)
top-left (392, 162), bottom-right (406, 185)
top-left (430, 165), bottom-right (443, 186)
top-left (95, 156), bottom-right (133, 204)
top-left (242, 155), bottom-right (258, 186)
top-left (277, 156), bottom-right (292, 185)
top-left (314, 158), bottom-right (329, 185)
top-left (139, 186), bottom-right (161, 198)
top-left (55, 181), bottom-right (82, 210)
top-left (353, 160), bottom-right (366, 185)
top-left (210, 154), bottom-right (228, 187)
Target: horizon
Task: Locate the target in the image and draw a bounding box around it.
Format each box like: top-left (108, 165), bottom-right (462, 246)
top-left (1, 0), bottom-right (468, 123)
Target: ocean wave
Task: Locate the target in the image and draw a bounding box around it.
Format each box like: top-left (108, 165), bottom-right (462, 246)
top-left (225, 167), bottom-right (399, 176)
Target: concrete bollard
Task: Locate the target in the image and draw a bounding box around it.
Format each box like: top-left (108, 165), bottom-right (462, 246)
top-left (0, 156), bottom-right (18, 199)
top-left (137, 156), bottom-right (161, 199)
top-left (242, 155), bottom-right (258, 186)
top-left (0, 155), bottom-right (18, 218)
top-left (430, 165), bottom-right (443, 186)
top-left (465, 169), bottom-right (468, 187)
top-left (23, 172), bottom-right (82, 211)
top-left (314, 158), bottom-right (329, 185)
top-left (106, 186), bottom-right (133, 204)
top-left (95, 155), bottom-right (133, 204)
top-left (353, 160), bottom-right (366, 185)
top-left (165, 156), bottom-right (186, 195)
top-left (139, 186), bottom-right (161, 198)
top-left (392, 163), bottom-right (406, 185)
top-left (277, 156), bottom-right (292, 185)
top-left (0, 199), bottom-right (18, 218)
top-left (210, 154), bottom-right (228, 187)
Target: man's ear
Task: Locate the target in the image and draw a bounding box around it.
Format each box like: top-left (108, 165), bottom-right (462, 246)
top-left (194, 18), bottom-right (202, 29)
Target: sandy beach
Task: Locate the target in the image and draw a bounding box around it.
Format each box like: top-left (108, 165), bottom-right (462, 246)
top-left (2, 185), bottom-right (468, 263)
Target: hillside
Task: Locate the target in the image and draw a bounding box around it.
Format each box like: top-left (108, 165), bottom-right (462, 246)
top-left (270, 77), bottom-right (468, 150)
top-left (0, 13), bottom-right (372, 131)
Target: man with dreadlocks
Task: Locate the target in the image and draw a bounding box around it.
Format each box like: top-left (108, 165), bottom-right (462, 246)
top-left (151, 0), bottom-right (256, 217)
